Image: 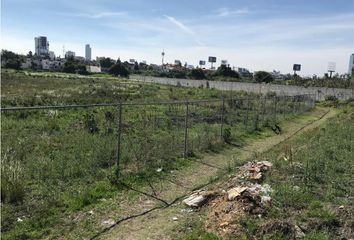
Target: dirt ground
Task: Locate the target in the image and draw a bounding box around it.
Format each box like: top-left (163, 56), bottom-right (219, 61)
top-left (94, 107), bottom-right (338, 240)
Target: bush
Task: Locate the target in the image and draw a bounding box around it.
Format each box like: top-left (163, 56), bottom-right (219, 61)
top-left (254, 71), bottom-right (274, 83)
top-left (215, 65), bottom-right (239, 78)
top-left (1, 152), bottom-right (25, 203)
top-left (84, 113), bottom-right (99, 133)
top-left (109, 64), bottom-right (129, 77)
top-left (190, 68), bottom-right (206, 80)
top-left (223, 127), bottom-right (232, 144)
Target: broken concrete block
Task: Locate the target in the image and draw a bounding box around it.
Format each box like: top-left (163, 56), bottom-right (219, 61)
top-left (227, 187), bottom-right (248, 201)
top-left (295, 225), bottom-right (306, 239)
top-left (183, 193), bottom-right (206, 207)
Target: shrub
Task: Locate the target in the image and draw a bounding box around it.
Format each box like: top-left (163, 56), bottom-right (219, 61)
top-left (215, 65), bottom-right (239, 78)
top-left (1, 151), bottom-right (25, 203)
top-left (254, 71), bottom-right (274, 83)
top-left (223, 127), bottom-right (232, 144)
top-left (84, 113), bottom-right (99, 133)
top-left (190, 68), bottom-right (206, 80)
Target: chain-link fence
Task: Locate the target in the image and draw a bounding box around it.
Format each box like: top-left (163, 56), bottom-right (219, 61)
top-left (1, 94), bottom-right (315, 207)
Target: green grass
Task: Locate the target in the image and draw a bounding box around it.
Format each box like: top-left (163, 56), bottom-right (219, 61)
top-left (262, 104), bottom-right (354, 238)
top-left (178, 103), bottom-right (353, 239)
top-left (0, 70), bottom-right (315, 239)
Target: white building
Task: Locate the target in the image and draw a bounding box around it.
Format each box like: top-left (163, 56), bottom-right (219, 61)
top-left (34, 36), bottom-right (49, 57)
top-left (49, 51), bottom-right (55, 60)
top-left (85, 44), bottom-right (92, 61)
top-left (41, 59), bottom-right (51, 70)
top-left (86, 65), bottom-right (101, 73)
top-left (349, 54), bottom-right (354, 75)
top-left (65, 51), bottom-right (75, 59)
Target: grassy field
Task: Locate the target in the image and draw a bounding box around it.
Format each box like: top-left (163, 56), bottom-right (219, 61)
top-left (176, 103), bottom-right (353, 240)
top-left (1, 70), bottom-right (314, 239)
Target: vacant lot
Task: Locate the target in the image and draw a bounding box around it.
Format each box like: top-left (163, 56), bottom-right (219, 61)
top-left (175, 103), bottom-right (353, 240)
top-left (1, 70), bottom-right (314, 239)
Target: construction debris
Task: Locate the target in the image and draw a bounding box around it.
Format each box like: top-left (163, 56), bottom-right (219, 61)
top-left (182, 160), bottom-right (275, 237)
top-left (238, 161), bottom-right (273, 182)
top-left (294, 225), bottom-right (306, 239)
top-left (183, 190), bottom-right (219, 207)
top-left (227, 187), bottom-right (247, 201)
top-left (180, 160), bottom-right (274, 238)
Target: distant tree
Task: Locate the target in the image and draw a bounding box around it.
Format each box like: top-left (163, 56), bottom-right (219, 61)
top-left (62, 62), bottom-right (76, 73)
top-left (139, 62), bottom-right (148, 70)
top-left (1, 50), bottom-right (23, 70)
top-left (190, 68), bottom-right (206, 80)
top-left (62, 57), bottom-right (88, 74)
top-left (134, 61), bottom-right (139, 71)
top-left (27, 51), bottom-right (33, 58)
top-left (254, 71), bottom-right (274, 83)
top-left (215, 65), bottom-right (240, 78)
top-left (99, 57), bottom-right (115, 68)
top-left (167, 69), bottom-right (186, 79)
top-left (77, 65), bottom-right (88, 75)
top-left (109, 63), bottom-right (129, 77)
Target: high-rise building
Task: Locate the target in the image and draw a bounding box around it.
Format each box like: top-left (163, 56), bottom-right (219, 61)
top-left (85, 44), bottom-right (92, 61)
top-left (349, 54), bottom-right (354, 75)
top-left (34, 36), bottom-right (49, 57)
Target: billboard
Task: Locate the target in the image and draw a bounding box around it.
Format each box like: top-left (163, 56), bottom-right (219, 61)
top-left (174, 60), bottom-right (181, 65)
top-left (208, 56), bottom-right (217, 63)
top-left (293, 64), bottom-right (301, 71)
top-left (221, 60), bottom-right (228, 65)
top-left (129, 59), bottom-right (135, 63)
top-left (199, 60), bottom-right (206, 66)
top-left (328, 62), bottom-right (336, 72)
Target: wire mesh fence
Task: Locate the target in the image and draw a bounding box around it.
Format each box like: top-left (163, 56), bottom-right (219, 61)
top-left (1, 94), bottom-right (315, 206)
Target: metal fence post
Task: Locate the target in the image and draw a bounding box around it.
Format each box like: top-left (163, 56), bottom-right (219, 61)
top-left (220, 97), bottom-right (225, 141)
top-left (283, 96), bottom-right (286, 119)
top-left (274, 96), bottom-right (277, 123)
top-left (245, 98), bottom-right (249, 128)
top-left (183, 101), bottom-right (189, 158)
top-left (116, 103), bottom-right (123, 177)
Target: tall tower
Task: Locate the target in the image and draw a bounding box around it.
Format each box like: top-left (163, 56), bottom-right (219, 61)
top-left (34, 36), bottom-right (49, 57)
top-left (85, 44), bottom-right (92, 61)
top-left (349, 54), bottom-right (354, 75)
top-left (161, 49), bottom-right (165, 66)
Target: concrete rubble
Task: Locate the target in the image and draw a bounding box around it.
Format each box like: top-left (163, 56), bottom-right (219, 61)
top-left (238, 161), bottom-right (273, 181)
top-left (183, 161), bottom-right (273, 208)
top-left (183, 190), bottom-right (219, 208)
top-left (182, 160), bottom-right (275, 238)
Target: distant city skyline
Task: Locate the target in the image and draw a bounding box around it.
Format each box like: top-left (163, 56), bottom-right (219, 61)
top-left (2, 0), bottom-right (354, 75)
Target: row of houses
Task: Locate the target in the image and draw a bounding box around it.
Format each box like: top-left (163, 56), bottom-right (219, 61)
top-left (20, 58), bottom-right (101, 73)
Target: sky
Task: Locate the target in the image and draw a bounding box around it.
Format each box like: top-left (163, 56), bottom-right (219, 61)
top-left (1, 0), bottom-right (354, 75)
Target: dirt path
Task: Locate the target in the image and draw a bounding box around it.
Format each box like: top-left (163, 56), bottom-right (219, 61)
top-left (94, 107), bottom-right (338, 240)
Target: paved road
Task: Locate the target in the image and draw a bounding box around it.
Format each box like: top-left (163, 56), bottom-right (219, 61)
top-left (131, 75), bottom-right (354, 101)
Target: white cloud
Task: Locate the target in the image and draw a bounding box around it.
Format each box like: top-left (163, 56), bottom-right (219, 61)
top-left (163, 15), bottom-right (205, 46)
top-left (164, 15), bottom-right (194, 34)
top-left (63, 11), bottom-right (126, 19)
top-left (217, 7), bottom-right (250, 17)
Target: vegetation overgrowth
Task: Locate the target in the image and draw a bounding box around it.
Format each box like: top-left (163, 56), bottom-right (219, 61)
top-left (178, 101), bottom-right (354, 240)
top-left (1, 70), bottom-right (314, 239)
